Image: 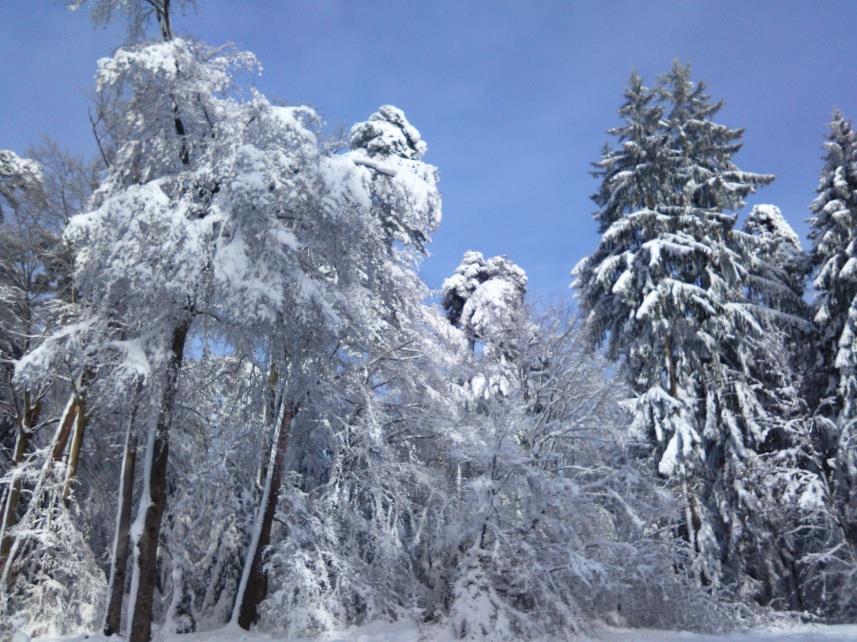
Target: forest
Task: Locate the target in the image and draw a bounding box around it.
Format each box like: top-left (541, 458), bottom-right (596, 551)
top-left (1, 1), bottom-right (856, 641)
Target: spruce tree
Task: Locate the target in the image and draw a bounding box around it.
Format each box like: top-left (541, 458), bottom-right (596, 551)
top-left (741, 204), bottom-right (808, 320)
top-left (808, 112), bottom-right (857, 410)
top-left (575, 62), bottom-right (785, 590)
top-left (806, 112), bottom-right (857, 614)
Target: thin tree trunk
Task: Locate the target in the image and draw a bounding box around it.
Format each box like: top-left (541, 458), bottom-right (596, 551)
top-left (255, 364), bottom-right (279, 493)
top-left (61, 395), bottom-right (88, 505)
top-left (156, 0), bottom-right (173, 41)
top-left (104, 428), bottom-right (138, 636)
top-left (665, 336), bottom-right (678, 397)
top-left (127, 317), bottom-right (191, 642)
top-left (0, 396), bottom-right (41, 565)
top-left (232, 400), bottom-right (298, 630)
top-left (50, 394), bottom-right (80, 463)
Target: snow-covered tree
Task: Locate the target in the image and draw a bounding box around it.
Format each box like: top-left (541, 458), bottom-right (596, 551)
top-left (442, 251), bottom-right (527, 357)
top-left (740, 204), bottom-right (808, 320)
top-left (804, 111), bottom-right (857, 617)
top-left (0, 151), bottom-right (48, 571)
top-left (445, 304), bottom-right (738, 638)
top-left (809, 113), bottom-right (857, 408)
top-left (589, 71), bottom-right (671, 229)
top-left (12, 3), bottom-right (857, 637)
top-left (573, 62), bottom-right (810, 596)
top-left (0, 140), bottom-right (110, 639)
top-left (249, 104), bottom-right (449, 635)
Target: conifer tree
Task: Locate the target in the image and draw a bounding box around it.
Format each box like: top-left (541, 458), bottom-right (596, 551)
top-left (575, 63), bottom-right (784, 589)
top-left (808, 113), bottom-right (857, 408)
top-left (805, 112), bottom-right (857, 614)
top-left (741, 204), bottom-right (808, 320)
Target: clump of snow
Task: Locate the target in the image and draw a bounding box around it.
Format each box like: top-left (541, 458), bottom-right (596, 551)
top-left (349, 105), bottom-right (427, 159)
top-left (745, 204), bottom-right (801, 250)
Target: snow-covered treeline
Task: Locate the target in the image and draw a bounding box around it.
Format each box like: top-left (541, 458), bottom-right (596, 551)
top-left (0, 2), bottom-right (855, 641)
top-left (574, 64), bottom-right (857, 621)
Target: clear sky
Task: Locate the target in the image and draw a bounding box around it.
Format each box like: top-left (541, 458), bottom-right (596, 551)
top-left (2, 1), bottom-right (856, 298)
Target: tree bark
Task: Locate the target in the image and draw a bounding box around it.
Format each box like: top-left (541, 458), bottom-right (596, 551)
top-left (255, 364), bottom-right (279, 493)
top-left (50, 394), bottom-right (80, 463)
top-left (127, 317), bottom-right (190, 642)
top-left (665, 336), bottom-right (678, 398)
top-left (104, 428), bottom-right (138, 636)
top-left (61, 395), bottom-right (88, 504)
top-left (233, 400), bottom-right (298, 630)
top-left (156, 0), bottom-right (173, 41)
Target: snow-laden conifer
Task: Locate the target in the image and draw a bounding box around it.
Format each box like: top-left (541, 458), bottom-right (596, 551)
top-left (804, 112), bottom-right (857, 617)
top-left (574, 63), bottom-right (800, 592)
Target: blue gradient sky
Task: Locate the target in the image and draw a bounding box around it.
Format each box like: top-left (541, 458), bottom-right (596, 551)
top-left (2, 1), bottom-right (856, 298)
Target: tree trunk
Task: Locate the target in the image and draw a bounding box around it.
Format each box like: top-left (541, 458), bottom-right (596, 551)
top-left (61, 395), bottom-right (88, 504)
top-left (255, 364), bottom-right (279, 493)
top-left (127, 318), bottom-right (190, 642)
top-left (233, 400), bottom-right (298, 630)
top-left (0, 396), bottom-right (40, 566)
top-left (104, 428), bottom-right (138, 636)
top-left (665, 336), bottom-right (678, 398)
top-left (50, 394), bottom-right (80, 463)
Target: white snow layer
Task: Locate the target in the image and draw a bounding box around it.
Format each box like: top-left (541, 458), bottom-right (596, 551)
top-left (34, 621), bottom-right (857, 642)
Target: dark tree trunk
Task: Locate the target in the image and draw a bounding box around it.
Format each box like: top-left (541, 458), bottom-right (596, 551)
top-left (157, 0), bottom-right (173, 41)
top-left (104, 428), bottom-right (138, 636)
top-left (234, 400), bottom-right (298, 630)
top-left (128, 317), bottom-right (190, 642)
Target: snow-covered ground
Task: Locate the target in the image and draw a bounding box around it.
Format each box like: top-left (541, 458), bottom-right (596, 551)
top-left (601, 624), bottom-right (857, 641)
top-left (34, 621), bottom-right (857, 642)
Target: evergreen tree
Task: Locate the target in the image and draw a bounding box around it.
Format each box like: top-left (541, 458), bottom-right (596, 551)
top-left (740, 204), bottom-right (808, 321)
top-left (808, 112), bottom-right (857, 411)
top-left (575, 62), bottom-right (792, 592)
top-left (805, 111), bottom-right (857, 617)
top-left (590, 71), bottom-right (671, 229)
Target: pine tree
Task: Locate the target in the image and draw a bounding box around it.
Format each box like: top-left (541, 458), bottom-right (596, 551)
top-left (805, 112), bottom-right (857, 616)
top-left (590, 71), bottom-right (671, 228)
top-left (575, 62), bottom-right (787, 590)
top-left (740, 204), bottom-right (808, 321)
top-left (808, 112), bottom-right (857, 411)
top-left (809, 112), bottom-right (857, 485)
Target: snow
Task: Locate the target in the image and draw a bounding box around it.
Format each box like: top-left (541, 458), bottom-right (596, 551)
top-left (349, 105), bottom-right (427, 159)
top-left (110, 338), bottom-right (152, 379)
top-left (34, 622), bottom-right (857, 642)
top-left (462, 277), bottom-right (519, 337)
top-left (658, 432), bottom-right (680, 476)
top-left (635, 290), bottom-right (660, 320)
top-left (214, 234), bottom-right (285, 322)
top-left (747, 204), bottom-right (801, 250)
top-left (96, 39), bottom-right (260, 95)
top-left (322, 154), bottom-right (373, 211)
top-left (0, 148), bottom-right (42, 189)
top-left (600, 625), bottom-right (857, 641)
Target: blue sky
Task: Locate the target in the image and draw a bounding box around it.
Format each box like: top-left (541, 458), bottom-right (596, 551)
top-left (2, 1), bottom-right (856, 298)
